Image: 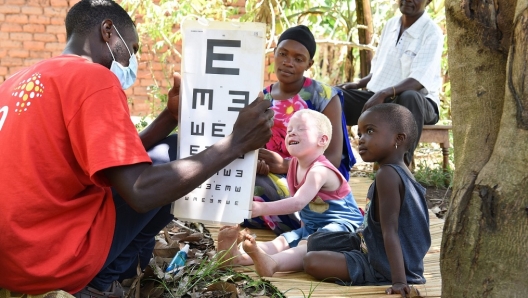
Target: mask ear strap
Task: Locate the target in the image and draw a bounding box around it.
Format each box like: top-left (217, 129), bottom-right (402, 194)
top-left (112, 25), bottom-right (132, 57)
top-left (106, 43), bottom-right (116, 60)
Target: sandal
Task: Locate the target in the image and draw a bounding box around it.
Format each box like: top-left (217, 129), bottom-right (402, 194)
top-left (73, 281), bottom-right (124, 298)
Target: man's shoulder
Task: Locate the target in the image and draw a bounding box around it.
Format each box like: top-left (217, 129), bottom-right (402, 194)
top-left (41, 55), bottom-right (120, 90)
top-left (385, 15), bottom-right (401, 27)
top-left (420, 14), bottom-right (443, 37)
top-left (46, 55), bottom-right (112, 75)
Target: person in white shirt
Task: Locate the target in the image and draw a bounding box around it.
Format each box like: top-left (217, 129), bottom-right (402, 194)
top-left (338, 0), bottom-right (443, 166)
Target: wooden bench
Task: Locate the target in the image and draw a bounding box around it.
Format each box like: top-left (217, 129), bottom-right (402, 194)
top-left (420, 125), bottom-right (452, 173)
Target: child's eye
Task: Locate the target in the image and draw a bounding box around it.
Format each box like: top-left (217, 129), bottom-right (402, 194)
top-left (279, 51), bottom-right (286, 56)
top-left (367, 129), bottom-right (374, 134)
top-left (295, 58), bottom-right (303, 63)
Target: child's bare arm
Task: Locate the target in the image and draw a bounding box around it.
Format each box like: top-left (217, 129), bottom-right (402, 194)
top-left (375, 166), bottom-right (410, 296)
top-left (251, 166), bottom-right (331, 217)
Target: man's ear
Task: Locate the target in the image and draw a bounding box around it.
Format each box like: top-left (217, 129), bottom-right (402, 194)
top-left (100, 19), bottom-right (114, 42)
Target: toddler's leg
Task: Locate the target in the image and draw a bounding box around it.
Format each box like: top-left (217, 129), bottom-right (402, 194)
top-left (242, 234), bottom-right (306, 277)
top-left (303, 250), bottom-right (350, 282)
top-left (257, 234), bottom-right (290, 255)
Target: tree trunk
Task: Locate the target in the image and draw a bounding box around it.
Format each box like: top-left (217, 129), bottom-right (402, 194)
top-left (441, 0), bottom-right (528, 296)
top-left (354, 0), bottom-right (373, 77)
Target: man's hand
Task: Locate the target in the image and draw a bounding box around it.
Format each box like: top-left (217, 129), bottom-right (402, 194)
top-left (361, 89), bottom-right (392, 113)
top-left (231, 93), bottom-right (274, 154)
top-left (167, 72), bottom-right (181, 121)
top-left (258, 148), bottom-right (289, 174)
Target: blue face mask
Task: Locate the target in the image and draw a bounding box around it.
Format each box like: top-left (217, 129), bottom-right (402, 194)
top-left (106, 25), bottom-right (138, 90)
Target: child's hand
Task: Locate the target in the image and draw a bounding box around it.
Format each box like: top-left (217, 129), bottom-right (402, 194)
top-left (385, 282), bottom-right (413, 297)
top-left (251, 200), bottom-right (263, 218)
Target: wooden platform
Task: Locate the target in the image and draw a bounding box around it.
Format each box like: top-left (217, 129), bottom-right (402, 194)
top-left (207, 176), bottom-right (443, 297)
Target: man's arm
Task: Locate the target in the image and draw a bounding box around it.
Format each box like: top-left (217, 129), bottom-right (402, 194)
top-left (364, 24), bottom-right (443, 113)
top-left (251, 166), bottom-right (331, 217)
top-left (375, 166), bottom-right (411, 296)
top-left (104, 96), bottom-right (274, 213)
top-left (138, 73), bottom-right (181, 150)
top-left (361, 78), bottom-right (423, 113)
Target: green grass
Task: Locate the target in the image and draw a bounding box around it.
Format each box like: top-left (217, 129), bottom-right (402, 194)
top-left (413, 160), bottom-right (453, 188)
top-left (128, 241), bottom-right (286, 297)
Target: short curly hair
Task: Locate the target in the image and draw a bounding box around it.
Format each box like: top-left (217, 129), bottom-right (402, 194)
top-left (65, 0), bottom-right (135, 40)
top-left (366, 103), bottom-right (418, 150)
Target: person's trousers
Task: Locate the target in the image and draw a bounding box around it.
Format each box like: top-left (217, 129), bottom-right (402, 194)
top-left (88, 134), bottom-right (179, 291)
top-left (338, 87), bottom-right (439, 165)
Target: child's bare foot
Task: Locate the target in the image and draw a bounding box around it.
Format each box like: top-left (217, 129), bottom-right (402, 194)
top-left (217, 225), bottom-right (253, 266)
top-left (217, 225), bottom-right (240, 266)
top-left (242, 234), bottom-right (277, 277)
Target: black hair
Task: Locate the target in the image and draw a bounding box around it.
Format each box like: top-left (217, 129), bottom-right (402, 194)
top-left (65, 0), bottom-right (135, 40)
top-left (367, 103), bottom-right (418, 150)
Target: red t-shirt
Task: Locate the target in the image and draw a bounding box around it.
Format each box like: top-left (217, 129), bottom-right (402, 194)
top-left (0, 55), bottom-right (151, 293)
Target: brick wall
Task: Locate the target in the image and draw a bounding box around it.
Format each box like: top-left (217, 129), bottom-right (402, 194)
top-left (0, 0), bottom-right (275, 116)
top-left (0, 0), bottom-right (74, 83)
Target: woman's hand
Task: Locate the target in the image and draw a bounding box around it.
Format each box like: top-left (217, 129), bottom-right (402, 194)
top-left (258, 148), bottom-right (289, 174)
top-left (256, 159), bottom-right (270, 176)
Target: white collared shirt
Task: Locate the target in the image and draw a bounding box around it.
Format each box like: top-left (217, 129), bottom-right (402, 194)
top-left (367, 12), bottom-right (444, 108)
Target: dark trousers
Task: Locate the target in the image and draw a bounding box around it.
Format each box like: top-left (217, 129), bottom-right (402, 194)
top-left (338, 87), bottom-right (439, 165)
top-left (88, 134), bottom-right (179, 291)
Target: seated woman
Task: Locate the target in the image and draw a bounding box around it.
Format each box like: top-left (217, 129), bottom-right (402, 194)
top-left (244, 25), bottom-right (355, 235)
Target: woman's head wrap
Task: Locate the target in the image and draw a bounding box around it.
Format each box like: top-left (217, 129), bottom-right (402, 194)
top-left (277, 25), bottom-right (316, 59)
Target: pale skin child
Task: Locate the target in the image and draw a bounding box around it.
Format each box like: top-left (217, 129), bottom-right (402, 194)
top-left (229, 104), bottom-right (429, 298)
top-left (218, 109), bottom-right (350, 274)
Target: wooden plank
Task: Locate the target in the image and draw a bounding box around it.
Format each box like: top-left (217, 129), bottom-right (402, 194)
top-left (207, 176), bottom-right (444, 297)
top-left (422, 125), bottom-right (452, 130)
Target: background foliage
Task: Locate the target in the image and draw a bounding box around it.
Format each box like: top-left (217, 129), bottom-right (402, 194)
top-left (122, 0), bottom-right (450, 122)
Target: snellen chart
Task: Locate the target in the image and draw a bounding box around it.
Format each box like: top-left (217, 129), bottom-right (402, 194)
top-left (173, 20), bottom-right (266, 225)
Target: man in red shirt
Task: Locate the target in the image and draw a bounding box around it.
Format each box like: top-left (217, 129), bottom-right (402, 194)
top-left (0, 0), bottom-right (273, 295)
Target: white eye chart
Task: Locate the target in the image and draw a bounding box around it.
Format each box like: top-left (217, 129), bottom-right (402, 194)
top-left (172, 20), bottom-right (266, 225)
